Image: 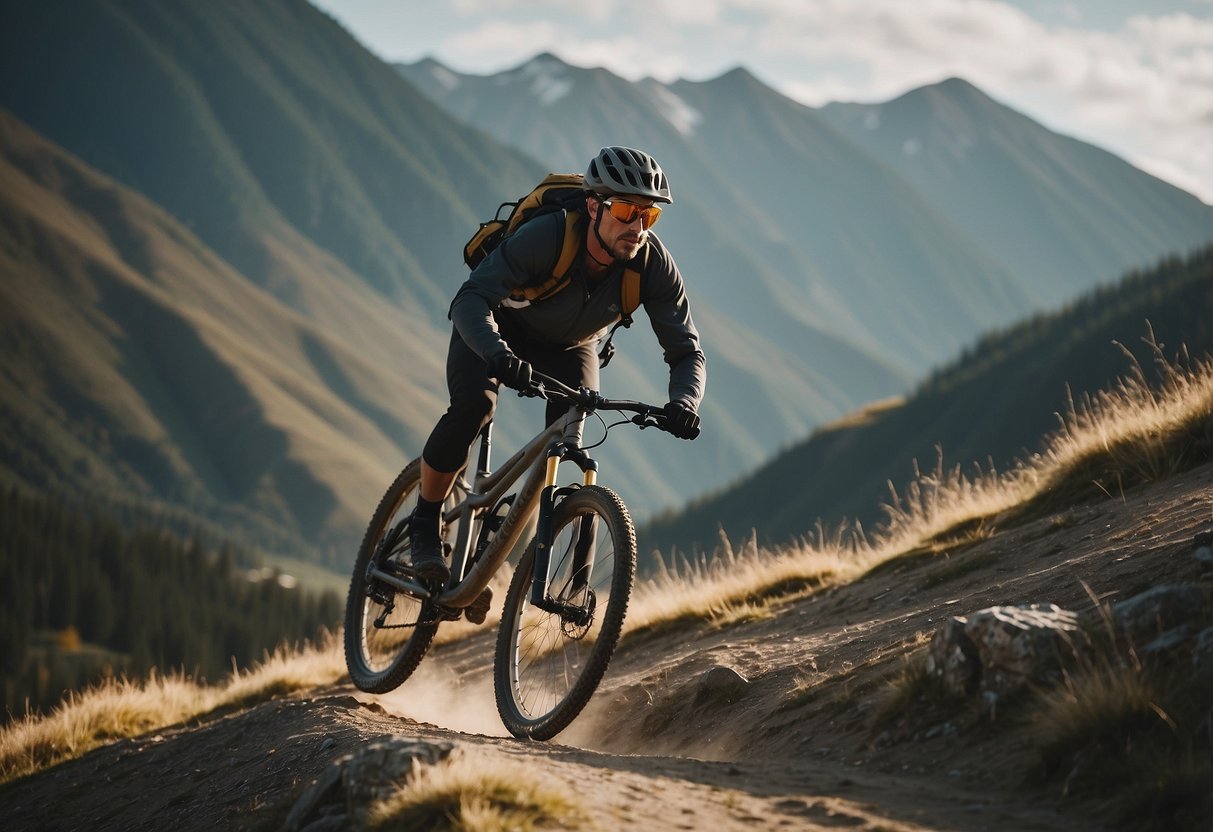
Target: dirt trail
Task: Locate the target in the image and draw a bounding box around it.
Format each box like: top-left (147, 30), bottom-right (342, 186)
top-left (4, 464), bottom-right (1210, 831)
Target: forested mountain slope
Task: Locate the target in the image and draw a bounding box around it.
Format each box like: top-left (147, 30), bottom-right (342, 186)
top-left (642, 245), bottom-right (1213, 557)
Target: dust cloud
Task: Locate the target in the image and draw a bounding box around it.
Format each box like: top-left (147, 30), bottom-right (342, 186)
top-left (372, 662), bottom-right (509, 738)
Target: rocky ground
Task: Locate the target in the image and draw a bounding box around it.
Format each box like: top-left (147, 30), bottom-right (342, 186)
top-left (4, 464), bottom-right (1211, 831)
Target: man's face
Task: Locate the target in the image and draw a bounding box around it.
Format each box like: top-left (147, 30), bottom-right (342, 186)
top-left (589, 195), bottom-right (660, 261)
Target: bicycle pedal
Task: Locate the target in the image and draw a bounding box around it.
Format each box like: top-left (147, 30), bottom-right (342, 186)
top-left (436, 605), bottom-right (463, 622)
top-left (464, 586), bottom-right (494, 625)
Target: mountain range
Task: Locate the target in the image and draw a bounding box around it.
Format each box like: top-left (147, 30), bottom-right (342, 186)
top-left (0, 0), bottom-right (1209, 572)
top-left (400, 54), bottom-right (1212, 367)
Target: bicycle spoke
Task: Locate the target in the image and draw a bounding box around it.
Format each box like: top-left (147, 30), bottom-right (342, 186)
top-left (344, 460), bottom-right (442, 693)
top-left (495, 486), bottom-right (635, 739)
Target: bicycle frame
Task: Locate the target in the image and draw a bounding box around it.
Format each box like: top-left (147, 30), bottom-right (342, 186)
top-left (435, 401), bottom-right (596, 609)
top-left (364, 372), bottom-right (668, 618)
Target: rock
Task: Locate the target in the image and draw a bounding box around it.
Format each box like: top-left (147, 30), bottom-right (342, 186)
top-left (1192, 626), bottom-right (1213, 680)
top-left (1140, 625), bottom-right (1193, 665)
top-left (285, 737), bottom-right (456, 831)
top-left (1112, 584), bottom-right (1207, 643)
top-left (926, 617), bottom-right (980, 697)
top-left (343, 737), bottom-right (454, 806)
top-left (285, 761), bottom-right (343, 830)
top-left (694, 665), bottom-right (749, 705)
top-left (965, 604), bottom-right (1086, 693)
top-left (927, 605), bottom-right (1087, 699)
top-left (1194, 532), bottom-right (1213, 575)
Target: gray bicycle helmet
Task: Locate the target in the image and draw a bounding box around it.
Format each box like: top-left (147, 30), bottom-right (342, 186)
top-left (584, 146), bottom-right (673, 204)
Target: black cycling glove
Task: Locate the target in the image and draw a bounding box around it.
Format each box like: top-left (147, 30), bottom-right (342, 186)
top-left (486, 351), bottom-right (533, 391)
top-left (663, 401), bottom-right (701, 440)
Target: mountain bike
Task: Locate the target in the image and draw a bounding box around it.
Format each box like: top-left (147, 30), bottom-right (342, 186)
top-left (343, 370), bottom-right (692, 740)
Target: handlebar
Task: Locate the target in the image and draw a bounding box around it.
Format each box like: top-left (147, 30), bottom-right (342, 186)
top-left (522, 370), bottom-right (687, 436)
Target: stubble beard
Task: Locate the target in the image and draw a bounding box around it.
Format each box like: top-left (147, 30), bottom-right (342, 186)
top-left (611, 231), bottom-right (646, 261)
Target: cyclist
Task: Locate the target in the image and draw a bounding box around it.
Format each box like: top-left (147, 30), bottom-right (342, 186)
top-left (409, 146), bottom-right (707, 586)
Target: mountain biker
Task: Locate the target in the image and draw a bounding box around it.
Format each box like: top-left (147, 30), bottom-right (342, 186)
top-left (409, 146), bottom-right (707, 586)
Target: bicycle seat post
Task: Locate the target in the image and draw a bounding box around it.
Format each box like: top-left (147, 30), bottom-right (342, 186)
top-left (475, 421), bottom-right (494, 483)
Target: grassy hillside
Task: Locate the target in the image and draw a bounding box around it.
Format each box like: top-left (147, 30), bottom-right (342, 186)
top-left (641, 244), bottom-right (1213, 557)
top-left (0, 110), bottom-right (454, 561)
top-left (0, 0), bottom-right (558, 562)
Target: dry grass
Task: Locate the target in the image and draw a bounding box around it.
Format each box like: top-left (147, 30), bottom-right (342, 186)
top-left (1031, 660), bottom-right (1171, 779)
top-left (881, 337), bottom-right (1213, 551)
top-left (623, 344), bottom-right (1211, 641)
top-left (1028, 657), bottom-right (1213, 827)
top-left (366, 750), bottom-right (588, 831)
top-left (774, 672), bottom-right (825, 714)
top-left (869, 654), bottom-right (939, 730)
top-left (626, 529), bottom-right (852, 637)
top-left (0, 636), bottom-right (344, 784)
top-left (705, 598), bottom-right (777, 629)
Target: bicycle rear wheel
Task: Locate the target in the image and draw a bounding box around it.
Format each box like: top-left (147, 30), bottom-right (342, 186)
top-left (494, 485), bottom-right (636, 739)
top-left (344, 459), bottom-right (440, 693)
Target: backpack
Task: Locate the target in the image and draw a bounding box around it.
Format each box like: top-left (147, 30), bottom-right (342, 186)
top-left (463, 173), bottom-right (645, 329)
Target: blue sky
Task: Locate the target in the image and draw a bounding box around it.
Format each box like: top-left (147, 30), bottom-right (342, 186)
top-left (310, 0), bottom-right (1213, 204)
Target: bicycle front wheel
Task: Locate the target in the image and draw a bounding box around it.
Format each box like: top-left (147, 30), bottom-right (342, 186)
top-left (344, 459), bottom-right (438, 693)
top-left (494, 485), bottom-right (636, 740)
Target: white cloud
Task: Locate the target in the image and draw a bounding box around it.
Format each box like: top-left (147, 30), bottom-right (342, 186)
top-left (441, 19), bottom-right (562, 65)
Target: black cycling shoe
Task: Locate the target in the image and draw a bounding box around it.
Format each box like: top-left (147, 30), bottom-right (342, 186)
top-left (409, 521), bottom-right (450, 588)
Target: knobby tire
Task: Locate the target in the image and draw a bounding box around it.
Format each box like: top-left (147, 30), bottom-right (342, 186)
top-left (344, 459), bottom-right (438, 693)
top-left (493, 485), bottom-right (636, 740)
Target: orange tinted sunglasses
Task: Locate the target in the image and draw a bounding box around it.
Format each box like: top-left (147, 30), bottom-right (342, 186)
top-left (601, 199), bottom-right (662, 229)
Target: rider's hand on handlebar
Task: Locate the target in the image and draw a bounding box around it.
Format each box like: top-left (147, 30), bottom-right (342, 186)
top-left (663, 401), bottom-right (701, 440)
top-left (487, 351), bottom-right (533, 392)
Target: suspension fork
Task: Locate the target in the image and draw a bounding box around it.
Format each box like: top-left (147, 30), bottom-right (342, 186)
top-left (530, 442), bottom-right (598, 608)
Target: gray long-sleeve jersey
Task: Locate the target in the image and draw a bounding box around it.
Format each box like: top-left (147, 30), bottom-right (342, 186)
top-left (449, 210), bottom-right (706, 409)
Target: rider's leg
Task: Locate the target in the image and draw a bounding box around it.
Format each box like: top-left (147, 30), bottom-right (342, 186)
top-left (411, 329), bottom-right (500, 583)
top-left (419, 460), bottom-right (459, 503)
top-left (420, 328), bottom-right (500, 487)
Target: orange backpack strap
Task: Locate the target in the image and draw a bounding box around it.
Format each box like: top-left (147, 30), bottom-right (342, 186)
top-left (619, 242), bottom-right (648, 321)
top-left (552, 212), bottom-right (581, 280)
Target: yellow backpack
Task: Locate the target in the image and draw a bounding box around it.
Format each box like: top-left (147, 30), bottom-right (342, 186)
top-left (463, 173), bottom-right (643, 320)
